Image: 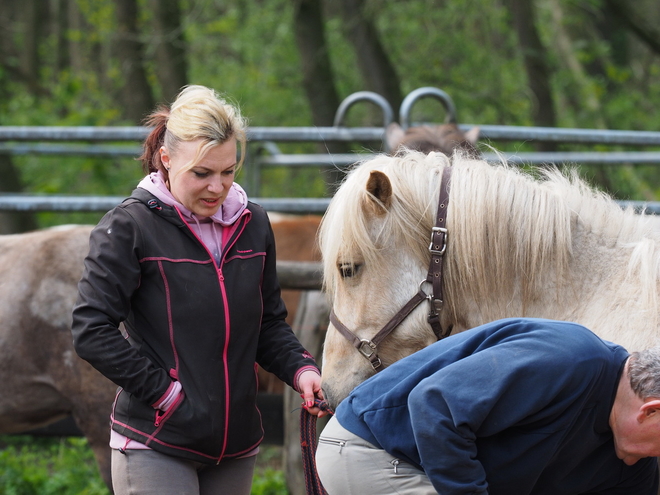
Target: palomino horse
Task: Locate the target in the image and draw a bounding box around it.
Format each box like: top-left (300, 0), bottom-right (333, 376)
top-left (0, 214), bottom-right (322, 491)
top-left (318, 150), bottom-right (660, 410)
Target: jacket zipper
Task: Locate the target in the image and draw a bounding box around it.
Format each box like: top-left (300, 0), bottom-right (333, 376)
top-left (215, 213), bottom-right (249, 464)
top-left (170, 206), bottom-right (251, 463)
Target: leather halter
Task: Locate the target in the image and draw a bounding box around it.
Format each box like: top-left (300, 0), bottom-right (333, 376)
top-left (329, 166), bottom-right (453, 371)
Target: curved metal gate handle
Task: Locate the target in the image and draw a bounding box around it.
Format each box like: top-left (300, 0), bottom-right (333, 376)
top-left (399, 87), bottom-right (458, 129)
top-left (333, 91), bottom-right (395, 128)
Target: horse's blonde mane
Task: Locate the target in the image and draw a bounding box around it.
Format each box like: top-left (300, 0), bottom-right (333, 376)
top-left (320, 151), bottom-right (659, 325)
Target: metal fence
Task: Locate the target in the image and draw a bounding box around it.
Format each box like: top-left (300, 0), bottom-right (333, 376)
top-left (1, 88), bottom-right (659, 214)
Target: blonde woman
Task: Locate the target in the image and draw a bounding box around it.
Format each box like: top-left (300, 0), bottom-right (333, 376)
top-left (72, 85), bottom-right (323, 495)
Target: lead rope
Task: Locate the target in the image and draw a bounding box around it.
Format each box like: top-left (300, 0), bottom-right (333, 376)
top-left (301, 399), bottom-right (334, 495)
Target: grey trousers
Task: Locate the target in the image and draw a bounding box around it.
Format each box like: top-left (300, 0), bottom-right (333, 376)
top-left (111, 448), bottom-right (257, 495)
top-left (316, 416), bottom-right (437, 494)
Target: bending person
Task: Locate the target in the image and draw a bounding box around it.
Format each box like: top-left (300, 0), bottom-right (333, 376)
top-left (317, 317), bottom-right (660, 494)
top-left (72, 85), bottom-right (323, 495)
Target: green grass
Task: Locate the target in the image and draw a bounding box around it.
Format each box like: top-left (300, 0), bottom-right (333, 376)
top-left (0, 435), bottom-right (288, 495)
top-left (0, 435), bottom-right (109, 495)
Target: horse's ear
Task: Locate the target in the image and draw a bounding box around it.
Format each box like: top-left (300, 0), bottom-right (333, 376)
top-left (365, 170), bottom-right (392, 215)
top-left (385, 122), bottom-right (405, 153)
top-left (465, 126), bottom-right (480, 145)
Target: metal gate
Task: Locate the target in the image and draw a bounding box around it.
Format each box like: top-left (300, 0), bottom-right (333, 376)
top-left (0, 87), bottom-right (659, 214)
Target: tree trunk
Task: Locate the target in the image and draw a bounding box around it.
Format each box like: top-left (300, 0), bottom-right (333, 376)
top-left (0, 154), bottom-right (38, 234)
top-left (148, 0), bottom-right (188, 104)
top-left (113, 0), bottom-right (155, 123)
top-left (20, 0), bottom-right (44, 85)
top-left (0, 0), bottom-right (49, 97)
top-left (504, 0), bottom-right (558, 151)
top-left (292, 0), bottom-right (349, 191)
top-left (67, 0), bottom-right (84, 75)
top-left (604, 0), bottom-right (660, 56)
top-left (53, 0), bottom-right (71, 74)
top-left (335, 0), bottom-right (403, 119)
top-left (293, 0), bottom-right (341, 131)
top-left (547, 0), bottom-right (606, 128)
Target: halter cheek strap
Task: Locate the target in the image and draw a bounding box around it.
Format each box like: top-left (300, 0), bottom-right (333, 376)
top-left (427, 165), bottom-right (452, 338)
top-left (330, 166), bottom-right (453, 371)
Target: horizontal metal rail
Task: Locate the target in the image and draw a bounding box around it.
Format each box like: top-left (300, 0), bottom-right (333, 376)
top-left (2, 144), bottom-right (659, 166)
top-left (0, 194), bottom-right (657, 215)
top-left (0, 143), bottom-right (142, 156)
top-left (2, 125), bottom-right (660, 146)
top-left (256, 151), bottom-right (660, 166)
top-left (0, 194), bottom-right (332, 214)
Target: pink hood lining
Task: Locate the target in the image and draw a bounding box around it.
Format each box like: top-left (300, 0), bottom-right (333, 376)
top-left (137, 172), bottom-right (249, 263)
top-left (137, 171), bottom-right (248, 227)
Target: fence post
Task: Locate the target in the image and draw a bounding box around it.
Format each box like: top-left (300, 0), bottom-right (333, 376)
top-left (283, 290), bottom-right (330, 495)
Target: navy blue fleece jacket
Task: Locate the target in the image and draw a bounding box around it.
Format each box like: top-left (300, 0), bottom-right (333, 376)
top-left (335, 318), bottom-right (658, 494)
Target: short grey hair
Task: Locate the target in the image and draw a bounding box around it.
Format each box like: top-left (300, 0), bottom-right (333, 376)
top-left (628, 347), bottom-right (660, 399)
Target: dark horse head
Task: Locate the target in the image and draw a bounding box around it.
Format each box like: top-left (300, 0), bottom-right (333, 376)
top-left (385, 122), bottom-right (480, 157)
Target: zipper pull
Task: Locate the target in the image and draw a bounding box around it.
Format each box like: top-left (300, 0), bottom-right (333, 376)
top-left (391, 458), bottom-right (400, 474)
top-left (154, 410), bottom-right (163, 426)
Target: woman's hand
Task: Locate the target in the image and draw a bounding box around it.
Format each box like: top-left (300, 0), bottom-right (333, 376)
top-left (298, 370), bottom-right (330, 418)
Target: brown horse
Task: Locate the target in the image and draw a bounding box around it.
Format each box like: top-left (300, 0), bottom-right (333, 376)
top-left (258, 213), bottom-right (322, 393)
top-left (0, 225), bottom-right (116, 487)
top-left (385, 122), bottom-right (480, 156)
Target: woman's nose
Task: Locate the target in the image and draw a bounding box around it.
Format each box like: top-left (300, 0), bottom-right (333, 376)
top-left (207, 175), bottom-right (225, 193)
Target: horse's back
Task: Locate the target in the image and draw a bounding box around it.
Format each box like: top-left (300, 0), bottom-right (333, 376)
top-left (271, 214), bottom-right (321, 262)
top-left (0, 225), bottom-right (99, 432)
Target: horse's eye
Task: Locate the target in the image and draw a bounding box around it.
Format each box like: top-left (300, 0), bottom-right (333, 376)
top-left (338, 263), bottom-right (360, 278)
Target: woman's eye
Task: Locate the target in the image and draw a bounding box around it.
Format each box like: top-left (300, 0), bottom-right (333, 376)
top-left (193, 170), bottom-right (209, 178)
top-left (338, 263), bottom-right (360, 278)
top-left (223, 169), bottom-right (235, 176)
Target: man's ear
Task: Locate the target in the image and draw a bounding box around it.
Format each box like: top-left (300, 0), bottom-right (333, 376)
top-left (638, 399), bottom-right (660, 422)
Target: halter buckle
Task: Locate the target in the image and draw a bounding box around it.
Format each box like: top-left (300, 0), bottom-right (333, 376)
top-left (358, 339), bottom-right (377, 358)
top-left (429, 297), bottom-right (443, 315)
top-left (429, 227), bottom-right (448, 256)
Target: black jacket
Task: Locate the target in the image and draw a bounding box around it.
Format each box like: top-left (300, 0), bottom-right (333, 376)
top-left (72, 188), bottom-right (319, 463)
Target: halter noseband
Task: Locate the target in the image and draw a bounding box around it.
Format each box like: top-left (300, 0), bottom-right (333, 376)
top-left (329, 166), bottom-right (453, 371)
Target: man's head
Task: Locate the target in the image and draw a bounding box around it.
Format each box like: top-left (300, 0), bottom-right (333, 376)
top-left (610, 347), bottom-right (660, 465)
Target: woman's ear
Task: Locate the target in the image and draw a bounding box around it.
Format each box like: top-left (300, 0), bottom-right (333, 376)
top-left (160, 146), bottom-right (171, 170)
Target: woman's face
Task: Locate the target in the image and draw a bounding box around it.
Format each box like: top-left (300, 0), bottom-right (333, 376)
top-left (160, 139), bottom-right (237, 218)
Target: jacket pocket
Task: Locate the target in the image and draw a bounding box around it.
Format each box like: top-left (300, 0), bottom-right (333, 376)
top-left (154, 390), bottom-right (186, 427)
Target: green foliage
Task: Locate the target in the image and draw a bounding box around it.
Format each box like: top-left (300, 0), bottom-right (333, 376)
top-left (370, 0), bottom-right (529, 125)
top-left (251, 468), bottom-right (289, 495)
top-left (0, 437), bottom-right (289, 495)
top-left (0, 0), bottom-right (659, 224)
top-left (0, 436), bottom-right (110, 495)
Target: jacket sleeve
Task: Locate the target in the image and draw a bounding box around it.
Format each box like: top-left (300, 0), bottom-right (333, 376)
top-left (254, 217), bottom-right (319, 387)
top-left (71, 206), bottom-right (172, 407)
